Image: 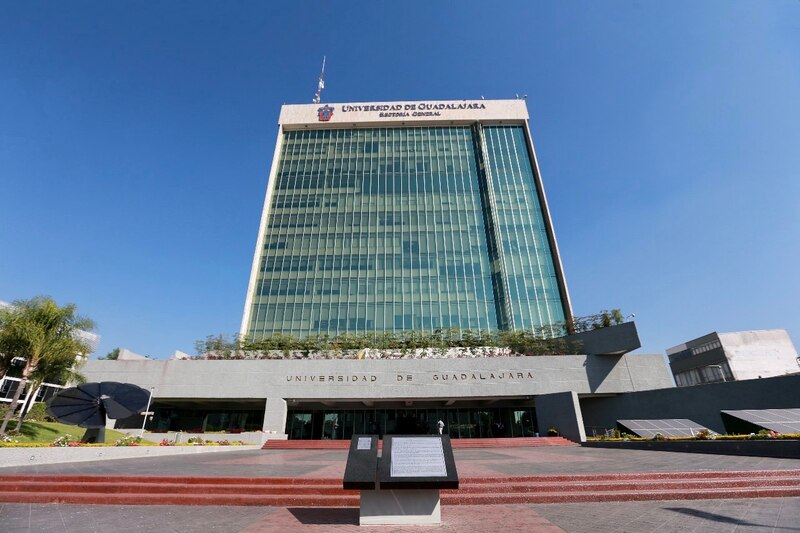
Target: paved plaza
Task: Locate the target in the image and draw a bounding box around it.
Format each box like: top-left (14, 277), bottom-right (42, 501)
top-left (2, 446), bottom-right (798, 478)
top-left (1, 446), bottom-right (798, 532)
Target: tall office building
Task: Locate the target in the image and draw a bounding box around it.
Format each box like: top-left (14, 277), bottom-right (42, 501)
top-left (242, 99), bottom-right (572, 340)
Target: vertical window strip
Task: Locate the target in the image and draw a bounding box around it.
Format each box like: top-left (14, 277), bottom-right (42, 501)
top-left (513, 127), bottom-right (551, 328)
top-left (492, 127), bottom-right (519, 327)
top-left (299, 130), bottom-right (317, 336)
top-left (485, 127), bottom-right (513, 329)
top-left (499, 126), bottom-right (532, 328)
top-left (505, 126), bottom-right (539, 328)
top-left (457, 126), bottom-right (471, 329)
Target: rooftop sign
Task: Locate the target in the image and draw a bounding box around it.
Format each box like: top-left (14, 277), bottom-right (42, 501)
top-left (279, 99), bottom-right (529, 128)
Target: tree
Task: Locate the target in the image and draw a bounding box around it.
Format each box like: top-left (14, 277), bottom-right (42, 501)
top-left (15, 351), bottom-right (87, 427)
top-left (98, 348), bottom-right (120, 360)
top-left (0, 296), bottom-right (95, 434)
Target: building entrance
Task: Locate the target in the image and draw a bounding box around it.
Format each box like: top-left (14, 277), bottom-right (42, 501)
top-left (285, 406), bottom-right (537, 440)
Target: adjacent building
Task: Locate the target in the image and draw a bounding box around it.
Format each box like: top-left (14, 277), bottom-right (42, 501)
top-left (667, 329), bottom-right (799, 387)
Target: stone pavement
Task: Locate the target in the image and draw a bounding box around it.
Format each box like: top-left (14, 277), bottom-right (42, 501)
top-left (1, 498), bottom-right (799, 532)
top-left (1, 446), bottom-right (797, 478)
top-left (531, 497), bottom-right (800, 533)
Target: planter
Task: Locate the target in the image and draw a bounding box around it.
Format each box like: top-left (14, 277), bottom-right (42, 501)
top-left (582, 439), bottom-right (800, 459)
top-left (0, 444), bottom-right (260, 468)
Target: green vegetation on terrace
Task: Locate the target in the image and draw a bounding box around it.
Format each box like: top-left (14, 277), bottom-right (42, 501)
top-left (1, 420), bottom-right (143, 444)
top-left (588, 429), bottom-right (800, 442)
top-left (196, 310), bottom-right (627, 359)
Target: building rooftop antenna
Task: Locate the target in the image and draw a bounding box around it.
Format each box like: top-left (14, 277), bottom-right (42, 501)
top-left (312, 56), bottom-right (326, 104)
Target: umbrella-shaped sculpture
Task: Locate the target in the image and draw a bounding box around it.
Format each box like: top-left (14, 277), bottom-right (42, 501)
top-left (47, 382), bottom-right (151, 442)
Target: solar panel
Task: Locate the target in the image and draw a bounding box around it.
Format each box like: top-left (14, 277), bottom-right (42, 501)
top-left (721, 408), bottom-right (800, 434)
top-left (616, 419), bottom-right (712, 438)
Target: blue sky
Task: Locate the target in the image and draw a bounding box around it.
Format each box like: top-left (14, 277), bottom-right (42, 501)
top-left (1, 1), bottom-right (798, 359)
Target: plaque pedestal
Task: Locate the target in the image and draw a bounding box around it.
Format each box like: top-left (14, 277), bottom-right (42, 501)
top-left (359, 489), bottom-right (441, 525)
top-left (343, 435), bottom-right (457, 527)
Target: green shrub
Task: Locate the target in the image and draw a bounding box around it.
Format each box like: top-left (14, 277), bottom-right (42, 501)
top-left (25, 403), bottom-right (54, 422)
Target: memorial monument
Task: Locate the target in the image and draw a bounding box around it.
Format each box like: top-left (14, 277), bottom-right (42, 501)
top-left (343, 434), bottom-right (459, 525)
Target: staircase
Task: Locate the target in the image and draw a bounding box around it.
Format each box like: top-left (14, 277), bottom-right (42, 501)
top-left (261, 437), bottom-right (575, 450)
top-left (2, 470), bottom-right (798, 506)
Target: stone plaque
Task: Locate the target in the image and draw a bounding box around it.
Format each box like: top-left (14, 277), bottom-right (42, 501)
top-left (390, 437), bottom-right (447, 478)
top-left (357, 437), bottom-right (372, 450)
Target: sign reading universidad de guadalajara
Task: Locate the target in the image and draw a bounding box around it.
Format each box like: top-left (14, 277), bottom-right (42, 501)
top-left (284, 370), bottom-right (534, 384)
top-left (339, 101), bottom-right (487, 119)
top-left (281, 99), bottom-right (528, 127)
top-left (317, 102), bottom-right (490, 121)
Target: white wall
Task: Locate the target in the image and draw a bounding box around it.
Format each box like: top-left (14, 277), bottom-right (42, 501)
top-left (720, 330), bottom-right (799, 380)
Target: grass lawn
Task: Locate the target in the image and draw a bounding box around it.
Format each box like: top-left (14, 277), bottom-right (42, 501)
top-left (5, 420), bottom-right (150, 444)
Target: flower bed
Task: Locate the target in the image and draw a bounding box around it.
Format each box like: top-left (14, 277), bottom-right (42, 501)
top-left (583, 435), bottom-right (800, 459)
top-left (588, 430), bottom-right (800, 442)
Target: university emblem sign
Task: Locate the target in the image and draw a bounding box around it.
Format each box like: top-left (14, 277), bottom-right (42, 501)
top-left (318, 105), bottom-right (334, 122)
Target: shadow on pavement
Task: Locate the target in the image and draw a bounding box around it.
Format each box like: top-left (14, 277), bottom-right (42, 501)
top-left (288, 507), bottom-right (359, 525)
top-left (664, 507), bottom-right (800, 531)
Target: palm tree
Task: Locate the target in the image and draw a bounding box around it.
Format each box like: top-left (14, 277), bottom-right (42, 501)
top-left (14, 352), bottom-right (88, 427)
top-left (0, 296), bottom-right (95, 434)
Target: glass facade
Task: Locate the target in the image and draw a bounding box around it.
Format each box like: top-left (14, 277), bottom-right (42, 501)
top-left (245, 124), bottom-right (566, 340)
top-left (286, 406), bottom-right (538, 440)
top-left (147, 406), bottom-right (265, 433)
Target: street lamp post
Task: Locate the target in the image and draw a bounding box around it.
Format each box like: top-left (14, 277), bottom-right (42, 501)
top-left (140, 387), bottom-right (155, 438)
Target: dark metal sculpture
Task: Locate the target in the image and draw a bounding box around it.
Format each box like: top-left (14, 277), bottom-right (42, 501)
top-left (46, 382), bottom-right (151, 442)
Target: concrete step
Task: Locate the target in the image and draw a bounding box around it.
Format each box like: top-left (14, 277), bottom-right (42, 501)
top-left (261, 436), bottom-right (575, 450)
top-left (3, 469), bottom-right (797, 486)
top-left (0, 491), bottom-right (358, 507)
top-left (441, 486), bottom-right (800, 505)
top-left (1, 485), bottom-right (798, 506)
top-left (463, 469), bottom-right (800, 483)
top-left (6, 476), bottom-right (799, 496)
top-left (3, 481), bottom-right (359, 496)
top-left (3, 470), bottom-right (798, 506)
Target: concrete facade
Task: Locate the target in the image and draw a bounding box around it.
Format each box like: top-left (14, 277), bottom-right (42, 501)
top-left (536, 391), bottom-right (587, 442)
top-left (564, 321), bottom-right (641, 355)
top-left (580, 374), bottom-right (800, 435)
top-left (82, 353), bottom-right (673, 438)
top-left (719, 330), bottom-right (799, 380)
